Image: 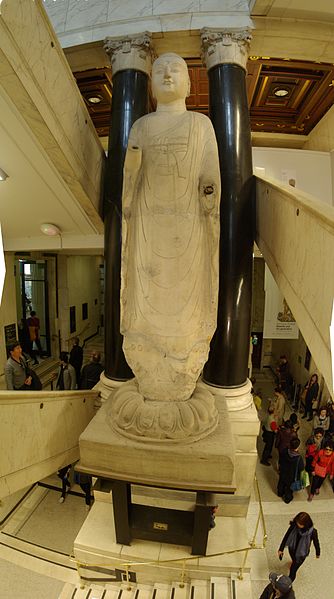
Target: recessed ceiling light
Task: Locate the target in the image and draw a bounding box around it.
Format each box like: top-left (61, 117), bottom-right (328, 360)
top-left (87, 95), bottom-right (103, 104)
top-left (274, 88), bottom-right (289, 97)
top-left (0, 167), bottom-right (8, 181)
top-left (40, 223), bottom-right (61, 236)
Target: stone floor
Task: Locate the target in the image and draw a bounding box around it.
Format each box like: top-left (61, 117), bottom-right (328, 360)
top-left (250, 368), bottom-right (334, 598)
top-left (0, 367), bottom-right (333, 598)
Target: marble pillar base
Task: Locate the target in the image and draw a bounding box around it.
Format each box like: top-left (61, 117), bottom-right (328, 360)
top-left (199, 379), bottom-right (260, 517)
top-left (200, 378), bottom-right (253, 411)
top-left (94, 372), bottom-right (130, 403)
top-left (79, 391), bottom-right (235, 492)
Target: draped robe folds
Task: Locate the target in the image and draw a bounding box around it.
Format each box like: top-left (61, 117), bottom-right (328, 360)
top-left (121, 110), bottom-right (220, 402)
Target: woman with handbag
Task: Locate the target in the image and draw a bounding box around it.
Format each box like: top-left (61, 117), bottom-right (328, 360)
top-left (305, 428), bottom-right (324, 474)
top-left (308, 440), bottom-right (334, 501)
top-left (278, 512), bottom-right (320, 581)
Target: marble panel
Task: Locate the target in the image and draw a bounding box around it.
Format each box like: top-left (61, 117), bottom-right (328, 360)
top-left (75, 502), bottom-right (122, 557)
top-left (251, 18), bottom-right (334, 63)
top-left (90, 17), bottom-right (163, 43)
top-left (0, 0), bottom-right (104, 220)
top-left (57, 29), bottom-right (94, 48)
top-left (43, 0), bottom-right (70, 33)
top-left (199, 0), bottom-right (249, 10)
top-left (191, 14), bottom-right (253, 29)
top-left (160, 14), bottom-right (192, 31)
top-left (65, 0), bottom-right (108, 31)
top-left (0, 392), bottom-right (96, 498)
top-left (107, 0), bottom-right (153, 20)
top-left (152, 0), bottom-right (199, 15)
top-left (256, 177), bottom-right (334, 394)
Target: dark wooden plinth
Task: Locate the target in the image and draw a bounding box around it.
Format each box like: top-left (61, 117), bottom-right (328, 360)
top-left (111, 479), bottom-right (213, 556)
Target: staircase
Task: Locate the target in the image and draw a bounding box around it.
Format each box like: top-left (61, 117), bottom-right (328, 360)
top-left (57, 575), bottom-right (250, 599)
top-left (32, 356), bottom-right (59, 389)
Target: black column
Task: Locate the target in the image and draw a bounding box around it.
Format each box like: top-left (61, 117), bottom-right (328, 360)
top-left (104, 69), bottom-right (148, 380)
top-left (203, 63), bottom-right (254, 388)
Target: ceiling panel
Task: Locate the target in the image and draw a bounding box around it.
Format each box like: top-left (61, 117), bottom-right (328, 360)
top-left (73, 56), bottom-right (334, 138)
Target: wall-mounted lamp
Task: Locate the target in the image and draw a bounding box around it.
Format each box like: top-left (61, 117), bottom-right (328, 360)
top-left (0, 167), bottom-right (9, 181)
top-left (40, 223), bottom-right (62, 236)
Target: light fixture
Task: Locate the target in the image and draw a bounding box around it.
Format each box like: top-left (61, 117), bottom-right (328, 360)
top-left (40, 223), bottom-right (61, 236)
top-left (87, 95), bottom-right (103, 104)
top-left (274, 88), bottom-right (289, 97)
top-left (0, 167), bottom-right (8, 181)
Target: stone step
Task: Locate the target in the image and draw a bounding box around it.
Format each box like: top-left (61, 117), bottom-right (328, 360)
top-left (57, 578), bottom-right (234, 599)
top-left (210, 576), bottom-right (230, 598)
top-left (189, 579), bottom-right (211, 599)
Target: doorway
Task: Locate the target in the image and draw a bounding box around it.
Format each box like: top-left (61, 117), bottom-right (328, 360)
top-left (16, 259), bottom-right (51, 357)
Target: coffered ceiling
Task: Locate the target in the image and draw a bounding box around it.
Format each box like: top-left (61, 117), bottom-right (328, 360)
top-left (73, 57), bottom-right (334, 139)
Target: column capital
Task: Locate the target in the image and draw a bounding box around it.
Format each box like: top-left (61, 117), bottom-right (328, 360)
top-left (104, 32), bottom-right (153, 77)
top-left (201, 27), bottom-right (252, 72)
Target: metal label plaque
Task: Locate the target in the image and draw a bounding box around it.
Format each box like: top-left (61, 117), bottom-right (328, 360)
top-left (153, 522), bottom-right (168, 531)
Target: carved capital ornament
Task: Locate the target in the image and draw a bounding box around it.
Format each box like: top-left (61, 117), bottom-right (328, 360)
top-left (201, 27), bottom-right (252, 72)
top-left (104, 32), bottom-right (153, 76)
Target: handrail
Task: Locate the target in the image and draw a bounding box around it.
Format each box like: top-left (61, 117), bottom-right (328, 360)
top-left (71, 474), bottom-right (267, 586)
top-left (0, 389), bottom-right (99, 405)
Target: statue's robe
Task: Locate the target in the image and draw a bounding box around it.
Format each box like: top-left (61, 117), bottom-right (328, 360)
top-left (121, 110), bottom-right (220, 401)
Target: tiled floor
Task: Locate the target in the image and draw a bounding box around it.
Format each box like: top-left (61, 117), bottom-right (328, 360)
top-left (0, 558), bottom-right (63, 599)
top-left (16, 487), bottom-right (89, 555)
top-left (250, 369), bottom-right (334, 598)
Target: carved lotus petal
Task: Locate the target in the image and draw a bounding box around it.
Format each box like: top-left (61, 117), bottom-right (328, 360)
top-left (179, 403), bottom-right (195, 430)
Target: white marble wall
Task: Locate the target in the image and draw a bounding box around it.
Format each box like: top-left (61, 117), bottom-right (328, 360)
top-left (256, 176), bottom-right (334, 398)
top-left (43, 0), bottom-right (252, 47)
top-left (304, 105), bottom-right (334, 154)
top-left (0, 389), bottom-right (97, 499)
top-left (0, 0), bottom-right (104, 229)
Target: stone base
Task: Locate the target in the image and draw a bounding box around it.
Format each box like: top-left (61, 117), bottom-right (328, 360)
top-left (79, 392), bottom-right (235, 492)
top-left (73, 500), bottom-right (251, 586)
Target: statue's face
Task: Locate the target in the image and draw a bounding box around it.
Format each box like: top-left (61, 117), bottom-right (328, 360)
top-left (152, 54), bottom-right (190, 103)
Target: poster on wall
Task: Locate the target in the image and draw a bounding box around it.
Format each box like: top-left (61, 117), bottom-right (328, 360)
top-left (263, 266), bottom-right (299, 339)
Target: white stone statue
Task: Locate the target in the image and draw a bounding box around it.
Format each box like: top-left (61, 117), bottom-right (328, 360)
top-left (109, 53), bottom-right (221, 441)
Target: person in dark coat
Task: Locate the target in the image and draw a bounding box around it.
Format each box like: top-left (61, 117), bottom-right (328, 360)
top-left (277, 438), bottom-right (304, 504)
top-left (275, 419), bottom-right (298, 467)
top-left (259, 572), bottom-right (295, 599)
top-left (79, 351), bottom-right (103, 389)
top-left (18, 318), bottom-right (33, 360)
top-left (278, 512), bottom-right (320, 581)
top-left (69, 337), bottom-right (83, 387)
top-left (301, 373), bottom-right (319, 420)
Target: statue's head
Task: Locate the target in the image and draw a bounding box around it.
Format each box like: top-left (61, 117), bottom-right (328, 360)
top-left (152, 53), bottom-right (191, 103)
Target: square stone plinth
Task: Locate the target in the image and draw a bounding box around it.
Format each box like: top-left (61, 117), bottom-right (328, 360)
top-left (79, 394), bottom-right (235, 492)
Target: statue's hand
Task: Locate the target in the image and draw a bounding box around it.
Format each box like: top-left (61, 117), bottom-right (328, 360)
top-left (124, 145), bottom-right (142, 174)
top-left (200, 183), bottom-right (217, 212)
